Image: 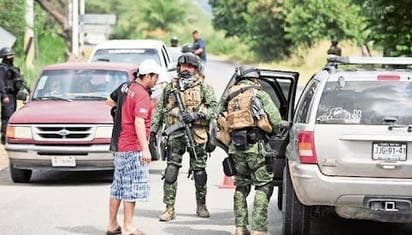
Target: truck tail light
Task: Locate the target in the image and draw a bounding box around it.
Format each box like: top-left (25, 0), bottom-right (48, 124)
top-left (297, 131), bottom-right (318, 164)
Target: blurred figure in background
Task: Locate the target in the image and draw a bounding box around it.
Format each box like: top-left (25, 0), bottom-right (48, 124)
top-left (327, 37), bottom-right (342, 56)
top-left (170, 36), bottom-right (179, 47)
top-left (192, 30), bottom-right (206, 73)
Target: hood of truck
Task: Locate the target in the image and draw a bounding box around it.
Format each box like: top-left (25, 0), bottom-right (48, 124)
top-left (10, 100), bottom-right (113, 124)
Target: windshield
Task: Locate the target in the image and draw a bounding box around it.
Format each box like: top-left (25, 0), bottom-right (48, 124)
top-left (91, 48), bottom-right (161, 65)
top-left (32, 69), bottom-right (129, 101)
top-left (316, 81), bottom-right (412, 125)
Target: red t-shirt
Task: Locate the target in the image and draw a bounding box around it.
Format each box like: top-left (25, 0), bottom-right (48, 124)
top-left (118, 83), bottom-right (152, 152)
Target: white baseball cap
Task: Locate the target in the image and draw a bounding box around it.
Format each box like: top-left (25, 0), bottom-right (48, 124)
top-left (139, 59), bottom-right (162, 75)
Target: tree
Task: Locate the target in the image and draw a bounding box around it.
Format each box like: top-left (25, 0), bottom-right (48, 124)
top-left (0, 0), bottom-right (26, 53)
top-left (354, 0), bottom-right (412, 56)
top-left (35, 0), bottom-right (73, 57)
top-left (141, 0), bottom-right (186, 31)
top-left (210, 0), bottom-right (289, 60)
top-left (284, 0), bottom-right (366, 56)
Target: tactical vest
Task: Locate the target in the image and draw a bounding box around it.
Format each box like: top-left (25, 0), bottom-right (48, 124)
top-left (0, 63), bottom-right (22, 93)
top-left (226, 84), bottom-right (272, 134)
top-left (165, 76), bottom-right (209, 144)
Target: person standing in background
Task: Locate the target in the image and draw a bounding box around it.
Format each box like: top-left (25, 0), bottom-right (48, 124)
top-left (170, 36), bottom-right (179, 47)
top-left (327, 37), bottom-right (342, 56)
top-left (0, 47), bottom-right (25, 145)
top-left (192, 30), bottom-right (206, 73)
top-left (105, 59), bottom-right (161, 235)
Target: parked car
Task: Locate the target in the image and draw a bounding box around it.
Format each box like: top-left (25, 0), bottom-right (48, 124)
top-left (89, 39), bottom-right (177, 161)
top-left (88, 39), bottom-right (176, 104)
top-left (283, 56), bottom-right (412, 234)
top-left (5, 62), bottom-right (138, 183)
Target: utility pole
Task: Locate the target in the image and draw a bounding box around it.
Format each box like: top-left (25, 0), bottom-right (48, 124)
top-left (71, 0), bottom-right (79, 58)
top-left (24, 0), bottom-right (35, 66)
top-left (79, 0), bottom-right (85, 54)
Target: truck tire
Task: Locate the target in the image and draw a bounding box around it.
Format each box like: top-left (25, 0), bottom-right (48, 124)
top-left (282, 163), bottom-right (311, 235)
top-left (9, 164), bottom-right (32, 183)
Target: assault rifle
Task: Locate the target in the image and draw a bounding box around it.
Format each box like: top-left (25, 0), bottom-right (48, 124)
top-left (163, 87), bottom-right (198, 160)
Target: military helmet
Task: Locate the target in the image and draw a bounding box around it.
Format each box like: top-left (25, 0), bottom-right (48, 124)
top-left (177, 53), bottom-right (199, 69)
top-left (331, 37), bottom-right (339, 45)
top-left (170, 36), bottom-right (178, 44)
top-left (181, 43), bottom-right (194, 53)
top-left (235, 65), bottom-right (260, 79)
top-left (0, 47), bottom-right (14, 58)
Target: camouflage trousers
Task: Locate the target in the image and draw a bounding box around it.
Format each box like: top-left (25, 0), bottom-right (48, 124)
top-left (231, 145), bottom-right (273, 231)
top-left (163, 137), bottom-right (208, 206)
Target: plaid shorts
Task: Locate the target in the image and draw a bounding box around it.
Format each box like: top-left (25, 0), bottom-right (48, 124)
top-left (110, 151), bottom-right (150, 202)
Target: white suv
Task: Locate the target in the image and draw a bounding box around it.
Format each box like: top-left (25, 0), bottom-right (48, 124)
top-left (88, 39), bottom-right (177, 102)
top-left (283, 56), bottom-right (412, 234)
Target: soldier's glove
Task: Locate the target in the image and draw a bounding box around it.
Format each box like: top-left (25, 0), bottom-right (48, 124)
top-left (182, 112), bottom-right (204, 123)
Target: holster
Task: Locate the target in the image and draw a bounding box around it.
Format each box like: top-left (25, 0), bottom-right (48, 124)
top-left (231, 130), bottom-right (248, 150)
top-left (222, 155), bottom-right (236, 176)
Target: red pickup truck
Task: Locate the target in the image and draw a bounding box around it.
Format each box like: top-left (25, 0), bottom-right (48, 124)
top-left (5, 62), bottom-right (137, 182)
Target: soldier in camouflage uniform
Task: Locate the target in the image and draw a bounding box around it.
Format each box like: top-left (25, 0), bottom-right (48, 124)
top-left (150, 53), bottom-right (217, 222)
top-left (218, 65), bottom-right (282, 235)
top-left (327, 37), bottom-right (342, 56)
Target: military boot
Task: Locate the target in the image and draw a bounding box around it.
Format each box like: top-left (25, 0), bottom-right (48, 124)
top-left (159, 204), bottom-right (175, 222)
top-left (196, 202), bottom-right (210, 218)
top-left (250, 231), bottom-right (269, 235)
top-left (234, 226), bottom-right (250, 235)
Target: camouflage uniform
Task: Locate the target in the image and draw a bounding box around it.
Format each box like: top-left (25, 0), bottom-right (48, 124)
top-left (219, 78), bottom-right (282, 233)
top-left (327, 45), bottom-right (342, 56)
top-left (151, 72), bottom-right (217, 220)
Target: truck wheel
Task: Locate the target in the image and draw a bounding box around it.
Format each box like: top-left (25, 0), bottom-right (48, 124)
top-left (9, 164), bottom-right (32, 183)
top-left (282, 163), bottom-right (311, 235)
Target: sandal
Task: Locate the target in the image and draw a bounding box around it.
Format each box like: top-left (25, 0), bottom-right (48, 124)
top-left (121, 228), bottom-right (145, 235)
top-left (106, 225), bottom-right (122, 235)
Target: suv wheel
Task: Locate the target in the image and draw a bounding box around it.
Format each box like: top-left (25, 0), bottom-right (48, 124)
top-left (9, 164), bottom-right (32, 183)
top-left (282, 163), bottom-right (311, 235)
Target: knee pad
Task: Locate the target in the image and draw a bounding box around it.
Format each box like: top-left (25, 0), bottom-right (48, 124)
top-left (193, 170), bottom-right (207, 187)
top-left (255, 183), bottom-right (274, 200)
top-left (236, 185), bottom-right (251, 197)
top-left (164, 164), bottom-right (179, 184)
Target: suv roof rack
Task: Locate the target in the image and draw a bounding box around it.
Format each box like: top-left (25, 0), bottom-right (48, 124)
top-left (327, 55), bottom-right (412, 65)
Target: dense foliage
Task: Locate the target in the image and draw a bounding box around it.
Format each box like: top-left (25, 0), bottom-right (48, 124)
top-left (354, 0), bottom-right (412, 56)
top-left (210, 0), bottom-right (412, 59)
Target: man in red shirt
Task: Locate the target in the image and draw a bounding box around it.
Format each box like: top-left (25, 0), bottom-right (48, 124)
top-left (105, 59), bottom-right (161, 235)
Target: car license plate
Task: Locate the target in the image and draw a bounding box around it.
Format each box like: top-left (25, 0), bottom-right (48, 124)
top-left (372, 142), bottom-right (407, 161)
top-left (51, 156), bottom-right (76, 167)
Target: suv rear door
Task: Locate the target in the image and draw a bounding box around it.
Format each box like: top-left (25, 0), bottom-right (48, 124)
top-left (212, 69), bottom-right (299, 177)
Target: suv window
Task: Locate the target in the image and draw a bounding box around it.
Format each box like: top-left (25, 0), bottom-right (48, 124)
top-left (295, 79), bottom-right (319, 123)
top-left (317, 81), bottom-right (412, 125)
